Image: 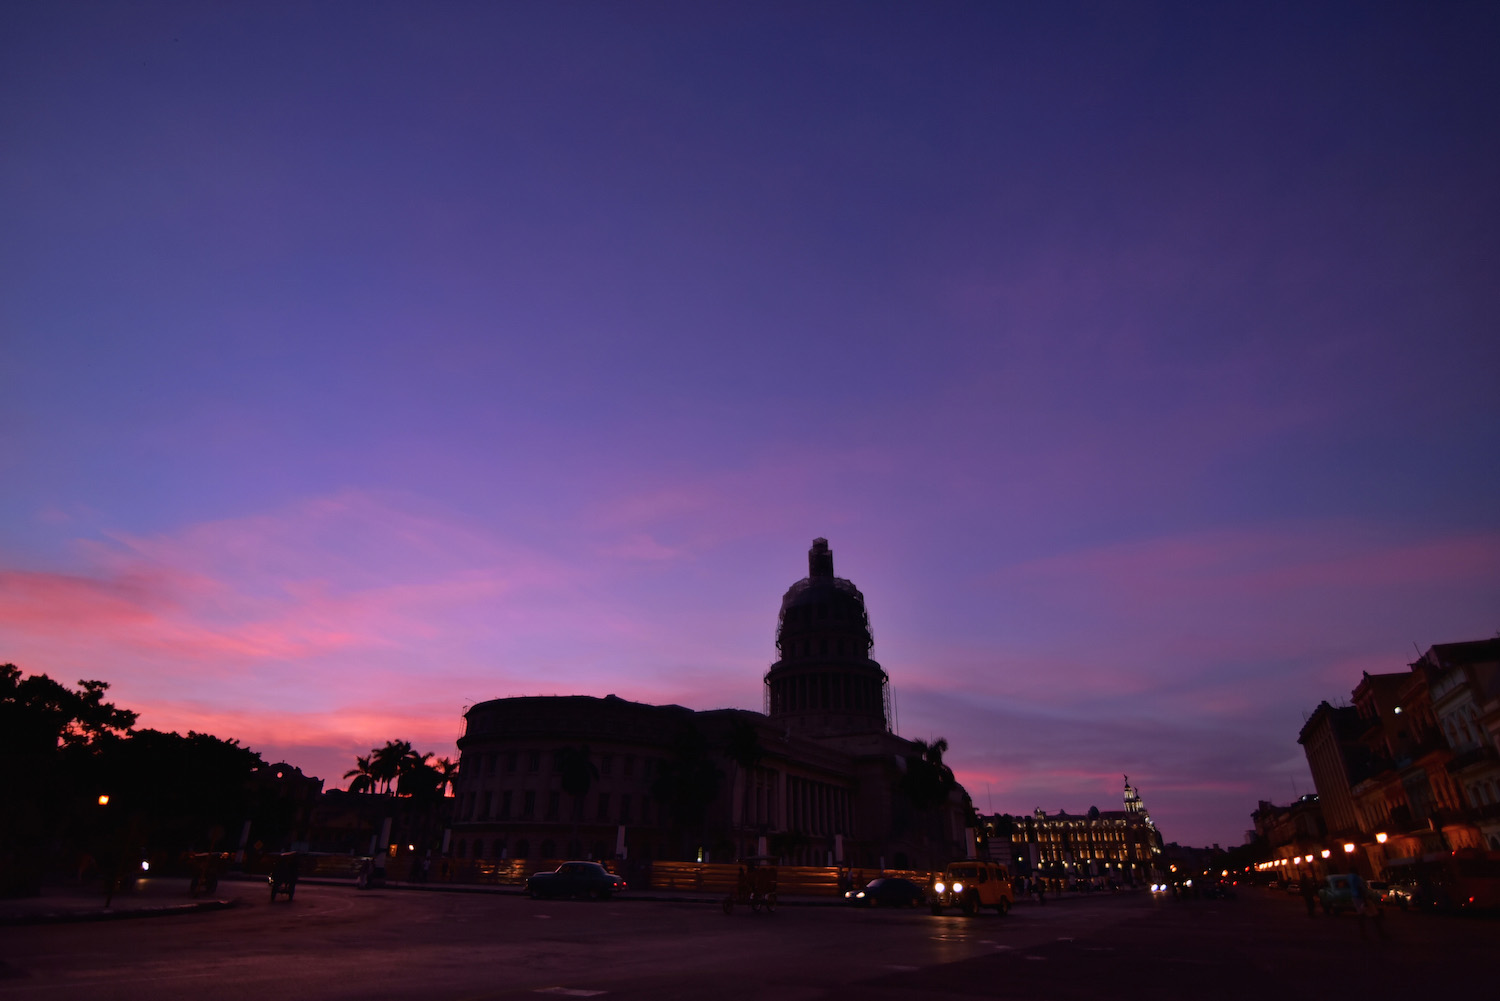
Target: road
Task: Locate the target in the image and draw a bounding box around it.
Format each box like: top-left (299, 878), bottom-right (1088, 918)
top-left (0, 884), bottom-right (1490, 1000)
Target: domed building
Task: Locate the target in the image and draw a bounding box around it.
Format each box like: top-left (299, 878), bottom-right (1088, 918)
top-left (450, 539), bottom-right (975, 871)
top-left (765, 538), bottom-right (891, 737)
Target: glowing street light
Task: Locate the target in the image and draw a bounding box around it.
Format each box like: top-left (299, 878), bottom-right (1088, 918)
top-left (1343, 843), bottom-right (1356, 854)
top-left (1320, 849), bottom-right (1331, 858)
top-left (1375, 833), bottom-right (1388, 844)
top-left (97, 794), bottom-right (109, 806)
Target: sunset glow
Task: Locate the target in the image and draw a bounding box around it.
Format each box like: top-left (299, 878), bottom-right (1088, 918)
top-left (3, 3), bottom-right (1497, 846)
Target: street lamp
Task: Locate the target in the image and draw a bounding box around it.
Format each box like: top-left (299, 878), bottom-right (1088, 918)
top-left (1320, 849), bottom-right (1330, 859)
top-left (1343, 843), bottom-right (1355, 854)
top-left (1375, 833), bottom-right (1388, 844)
top-left (97, 794), bottom-right (109, 806)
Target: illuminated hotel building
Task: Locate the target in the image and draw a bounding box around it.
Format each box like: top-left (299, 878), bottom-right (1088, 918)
top-left (982, 778), bottom-right (1164, 886)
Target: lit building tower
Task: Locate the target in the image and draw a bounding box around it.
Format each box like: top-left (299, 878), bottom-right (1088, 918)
top-left (1124, 776), bottom-right (1146, 816)
top-left (764, 538), bottom-right (891, 738)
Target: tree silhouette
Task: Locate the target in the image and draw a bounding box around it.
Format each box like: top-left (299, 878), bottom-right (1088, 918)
top-left (899, 737), bottom-right (957, 865)
top-left (370, 740), bottom-right (413, 795)
top-left (396, 750), bottom-right (441, 800)
top-left (433, 757), bottom-right (459, 798)
top-left (344, 754), bottom-right (376, 794)
top-left (555, 745), bottom-right (598, 819)
top-left (653, 724), bottom-right (722, 852)
top-left (900, 738), bottom-right (956, 810)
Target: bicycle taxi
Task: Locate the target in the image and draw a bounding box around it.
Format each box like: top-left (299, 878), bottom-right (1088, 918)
top-left (722, 855), bottom-right (778, 914)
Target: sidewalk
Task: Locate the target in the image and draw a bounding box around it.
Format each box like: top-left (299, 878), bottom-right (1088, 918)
top-left (3, 872), bottom-right (1128, 924)
top-left (0, 876), bottom-right (242, 926)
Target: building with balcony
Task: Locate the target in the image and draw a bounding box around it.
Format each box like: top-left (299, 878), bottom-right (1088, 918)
top-left (1296, 638), bottom-right (1500, 875)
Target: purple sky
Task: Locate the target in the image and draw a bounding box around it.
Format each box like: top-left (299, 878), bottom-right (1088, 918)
top-left (3, 2), bottom-right (1497, 847)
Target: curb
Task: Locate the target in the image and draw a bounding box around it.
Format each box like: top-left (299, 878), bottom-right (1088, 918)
top-left (0, 898), bottom-right (238, 927)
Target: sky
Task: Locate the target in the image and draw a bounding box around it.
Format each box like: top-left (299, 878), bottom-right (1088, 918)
top-left (2, 1), bottom-right (1497, 848)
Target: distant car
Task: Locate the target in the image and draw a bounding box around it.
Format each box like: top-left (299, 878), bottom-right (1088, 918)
top-left (1380, 879), bottom-right (1418, 909)
top-left (930, 861), bottom-right (1014, 916)
top-left (525, 861), bottom-right (626, 900)
top-left (844, 877), bottom-right (925, 908)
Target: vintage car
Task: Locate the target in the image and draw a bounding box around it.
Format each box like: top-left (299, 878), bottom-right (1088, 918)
top-left (844, 876), bottom-right (925, 908)
top-left (525, 861), bottom-right (627, 900)
top-left (930, 861), bottom-right (1014, 916)
top-left (1319, 873), bottom-right (1374, 915)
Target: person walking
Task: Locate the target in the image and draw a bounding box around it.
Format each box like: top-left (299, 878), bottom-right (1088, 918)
top-left (1300, 873), bottom-right (1319, 917)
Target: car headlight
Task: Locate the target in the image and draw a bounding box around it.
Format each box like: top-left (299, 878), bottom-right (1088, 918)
top-left (856, 891), bottom-right (865, 898)
top-left (934, 881), bottom-right (945, 894)
top-left (952, 882), bottom-right (964, 894)
top-left (844, 891), bottom-right (854, 898)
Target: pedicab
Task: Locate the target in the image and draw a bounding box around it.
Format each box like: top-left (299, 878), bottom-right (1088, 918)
top-left (187, 852), bottom-right (221, 896)
top-left (268, 851), bottom-right (301, 902)
top-left (722, 856), bottom-right (778, 915)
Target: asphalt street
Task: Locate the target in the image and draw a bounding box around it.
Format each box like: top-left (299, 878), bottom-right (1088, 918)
top-left (0, 884), bottom-right (1490, 1000)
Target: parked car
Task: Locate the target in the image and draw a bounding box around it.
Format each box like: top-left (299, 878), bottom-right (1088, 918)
top-left (1318, 874), bottom-right (1374, 915)
top-left (844, 877), bottom-right (925, 908)
top-left (525, 861), bottom-right (627, 900)
top-left (930, 861), bottom-right (1014, 916)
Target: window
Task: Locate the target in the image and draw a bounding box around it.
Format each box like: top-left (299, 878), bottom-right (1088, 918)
top-left (624, 755), bottom-right (635, 778)
top-left (601, 754), bottom-right (614, 776)
top-left (480, 792), bottom-right (492, 820)
top-left (504, 752), bottom-right (517, 773)
top-left (546, 791), bottom-right (560, 820)
top-left (527, 750), bottom-right (540, 773)
top-left (620, 794), bottom-right (632, 824)
top-left (500, 790), bottom-right (512, 819)
top-left (597, 793), bottom-right (610, 822)
top-left (523, 790), bottom-right (536, 818)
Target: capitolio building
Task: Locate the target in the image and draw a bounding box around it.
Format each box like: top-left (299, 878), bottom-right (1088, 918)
top-left (450, 539), bottom-right (975, 871)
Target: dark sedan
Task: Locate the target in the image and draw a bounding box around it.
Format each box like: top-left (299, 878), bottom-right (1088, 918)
top-left (843, 877), bottom-right (925, 908)
top-left (525, 861), bottom-right (627, 900)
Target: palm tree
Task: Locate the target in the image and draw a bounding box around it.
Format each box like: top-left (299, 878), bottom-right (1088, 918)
top-left (900, 737), bottom-right (957, 867)
top-left (396, 750), bottom-right (441, 800)
top-left (343, 754), bottom-right (376, 794)
top-left (370, 739), bottom-right (413, 795)
top-left (653, 724), bottom-right (722, 856)
top-left (433, 757), bottom-right (459, 798)
top-left (554, 745), bottom-right (598, 819)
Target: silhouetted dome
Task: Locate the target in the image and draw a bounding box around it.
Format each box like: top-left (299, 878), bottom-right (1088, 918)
top-left (764, 539), bottom-right (889, 735)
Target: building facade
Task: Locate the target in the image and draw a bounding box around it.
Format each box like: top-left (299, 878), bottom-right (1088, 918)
top-left (1290, 638), bottom-right (1500, 876)
top-left (979, 778), bottom-right (1164, 887)
top-left (449, 539), bottom-right (975, 871)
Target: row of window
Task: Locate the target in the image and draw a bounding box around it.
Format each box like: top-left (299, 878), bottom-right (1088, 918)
top-left (453, 838), bottom-right (610, 861)
top-left (459, 788), bottom-right (653, 826)
top-left (1036, 846), bottom-right (1150, 861)
top-left (768, 673), bottom-right (883, 714)
top-left (783, 600), bottom-right (860, 624)
top-left (780, 637), bottom-right (867, 659)
top-left (462, 749), bottom-right (655, 780)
